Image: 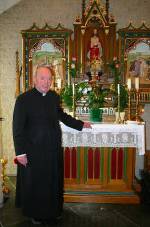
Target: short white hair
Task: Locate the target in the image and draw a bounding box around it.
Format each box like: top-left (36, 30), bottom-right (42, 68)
top-left (34, 64), bottom-right (54, 77)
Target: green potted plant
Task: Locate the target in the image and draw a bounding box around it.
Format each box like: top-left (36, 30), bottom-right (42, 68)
top-left (87, 85), bottom-right (109, 122)
top-left (60, 85), bottom-right (73, 110)
top-left (60, 82), bottom-right (88, 110)
top-left (60, 57), bottom-right (84, 110)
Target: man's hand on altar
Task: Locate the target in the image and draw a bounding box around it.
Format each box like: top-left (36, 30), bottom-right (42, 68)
top-left (83, 122), bottom-right (92, 128)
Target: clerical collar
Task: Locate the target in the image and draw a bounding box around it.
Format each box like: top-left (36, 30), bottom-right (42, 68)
top-left (35, 88), bottom-right (47, 96)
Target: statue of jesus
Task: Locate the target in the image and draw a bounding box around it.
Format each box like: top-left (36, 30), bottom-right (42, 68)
top-left (89, 28), bottom-right (102, 62)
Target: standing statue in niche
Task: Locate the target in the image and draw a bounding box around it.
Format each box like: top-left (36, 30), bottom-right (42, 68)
top-left (89, 28), bottom-right (102, 61)
top-left (87, 28), bottom-right (103, 75)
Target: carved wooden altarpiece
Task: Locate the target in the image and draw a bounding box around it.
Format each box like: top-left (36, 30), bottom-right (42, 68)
top-left (73, 0), bottom-right (117, 79)
top-left (16, 0), bottom-right (117, 96)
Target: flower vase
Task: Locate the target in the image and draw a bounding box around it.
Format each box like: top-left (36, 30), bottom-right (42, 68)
top-left (120, 112), bottom-right (125, 123)
top-left (90, 108), bottom-right (103, 122)
top-left (115, 111), bottom-right (125, 123)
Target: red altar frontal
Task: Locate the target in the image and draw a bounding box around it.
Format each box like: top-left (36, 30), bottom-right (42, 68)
top-left (61, 123), bottom-right (145, 204)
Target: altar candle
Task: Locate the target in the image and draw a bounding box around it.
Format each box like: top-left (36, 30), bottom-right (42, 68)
top-left (57, 79), bottom-right (61, 89)
top-left (135, 77), bottom-right (139, 91)
top-left (127, 78), bottom-right (131, 91)
top-left (72, 83), bottom-right (75, 96)
top-left (117, 84), bottom-right (120, 95)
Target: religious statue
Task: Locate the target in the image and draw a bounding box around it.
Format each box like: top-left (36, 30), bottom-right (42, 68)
top-left (87, 28), bottom-right (103, 74)
top-left (88, 28), bottom-right (102, 62)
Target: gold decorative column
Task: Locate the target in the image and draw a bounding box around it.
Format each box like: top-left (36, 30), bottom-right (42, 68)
top-left (15, 51), bottom-right (20, 97)
top-left (68, 37), bottom-right (71, 86)
top-left (128, 90), bottom-right (131, 120)
top-left (80, 26), bottom-right (85, 74)
top-left (22, 36), bottom-right (26, 92)
top-left (28, 56), bottom-right (33, 89)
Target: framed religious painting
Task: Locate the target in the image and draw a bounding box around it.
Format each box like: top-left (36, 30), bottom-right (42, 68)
top-left (118, 23), bottom-right (150, 88)
top-left (20, 23), bottom-right (72, 93)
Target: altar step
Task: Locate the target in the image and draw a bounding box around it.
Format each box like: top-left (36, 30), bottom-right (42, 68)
top-left (64, 190), bottom-right (140, 204)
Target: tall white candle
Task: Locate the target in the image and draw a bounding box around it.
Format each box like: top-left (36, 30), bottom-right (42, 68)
top-left (117, 84), bottom-right (120, 95)
top-left (57, 79), bottom-right (61, 89)
top-left (72, 83), bottom-right (75, 96)
top-left (135, 77), bottom-right (139, 91)
top-left (127, 78), bottom-right (131, 91)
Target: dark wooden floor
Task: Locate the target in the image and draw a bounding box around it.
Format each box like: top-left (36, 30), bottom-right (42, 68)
top-left (0, 176), bottom-right (150, 227)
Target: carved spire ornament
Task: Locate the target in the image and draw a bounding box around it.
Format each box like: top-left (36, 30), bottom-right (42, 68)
top-left (106, 0), bottom-right (109, 22)
top-left (82, 0), bottom-right (86, 22)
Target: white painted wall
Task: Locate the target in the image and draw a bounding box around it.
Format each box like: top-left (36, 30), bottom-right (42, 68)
top-left (0, 163), bottom-right (3, 207)
top-left (0, 0), bottom-right (21, 14)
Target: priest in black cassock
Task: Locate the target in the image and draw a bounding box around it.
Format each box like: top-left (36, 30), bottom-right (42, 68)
top-left (13, 65), bottom-right (91, 225)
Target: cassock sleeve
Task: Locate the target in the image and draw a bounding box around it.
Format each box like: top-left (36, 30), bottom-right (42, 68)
top-left (13, 95), bottom-right (29, 156)
top-left (57, 95), bottom-right (84, 131)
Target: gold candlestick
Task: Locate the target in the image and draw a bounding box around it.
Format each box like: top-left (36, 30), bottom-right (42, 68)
top-left (72, 82), bottom-right (76, 118)
top-left (0, 158), bottom-right (10, 196)
top-left (117, 93), bottom-right (122, 123)
top-left (128, 90), bottom-right (131, 120)
top-left (135, 90), bottom-right (141, 122)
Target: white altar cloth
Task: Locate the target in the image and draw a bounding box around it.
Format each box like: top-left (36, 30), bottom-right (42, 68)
top-left (60, 123), bottom-right (145, 155)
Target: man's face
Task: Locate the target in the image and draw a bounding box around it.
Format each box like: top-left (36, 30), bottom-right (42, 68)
top-left (34, 67), bottom-right (52, 93)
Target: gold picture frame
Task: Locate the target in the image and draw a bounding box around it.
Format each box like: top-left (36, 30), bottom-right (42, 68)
top-left (118, 22), bottom-right (150, 88)
top-left (21, 23), bottom-right (72, 92)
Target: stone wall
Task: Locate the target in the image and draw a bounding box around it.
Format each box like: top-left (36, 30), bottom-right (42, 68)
top-left (0, 0), bottom-right (150, 175)
top-left (0, 163), bottom-right (3, 207)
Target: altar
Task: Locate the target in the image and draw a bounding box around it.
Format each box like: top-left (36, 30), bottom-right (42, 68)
top-left (61, 122), bottom-right (145, 204)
